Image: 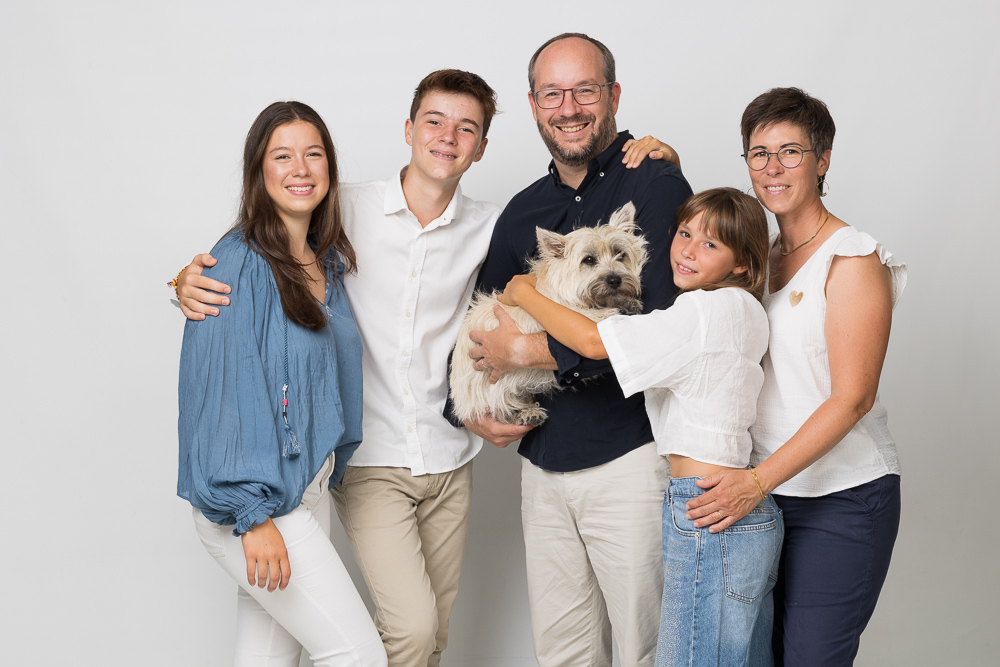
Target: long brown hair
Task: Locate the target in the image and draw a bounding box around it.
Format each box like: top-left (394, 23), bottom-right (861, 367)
top-left (234, 101), bottom-right (355, 330)
top-left (675, 188), bottom-right (770, 301)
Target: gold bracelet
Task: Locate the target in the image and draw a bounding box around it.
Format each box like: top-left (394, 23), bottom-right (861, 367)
top-left (167, 266), bottom-right (187, 297)
top-left (749, 467), bottom-right (767, 502)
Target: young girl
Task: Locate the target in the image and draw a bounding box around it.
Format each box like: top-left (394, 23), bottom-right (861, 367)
top-left (177, 102), bottom-right (386, 666)
top-left (499, 187), bottom-right (780, 667)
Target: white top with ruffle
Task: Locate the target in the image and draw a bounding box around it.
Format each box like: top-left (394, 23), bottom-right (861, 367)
top-left (750, 226), bottom-right (907, 496)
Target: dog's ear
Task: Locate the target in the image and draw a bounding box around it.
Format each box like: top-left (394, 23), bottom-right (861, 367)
top-left (536, 228), bottom-right (567, 259)
top-left (607, 201), bottom-right (638, 235)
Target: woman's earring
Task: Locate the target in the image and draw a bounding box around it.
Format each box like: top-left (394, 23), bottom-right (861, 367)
top-left (818, 175), bottom-right (829, 197)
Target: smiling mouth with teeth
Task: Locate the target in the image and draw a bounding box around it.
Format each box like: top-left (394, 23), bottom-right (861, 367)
top-left (430, 151), bottom-right (457, 160)
top-left (287, 186), bottom-right (313, 192)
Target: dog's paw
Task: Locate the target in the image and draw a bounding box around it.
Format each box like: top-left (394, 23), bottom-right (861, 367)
top-left (514, 403), bottom-right (548, 427)
top-left (619, 298), bottom-right (643, 315)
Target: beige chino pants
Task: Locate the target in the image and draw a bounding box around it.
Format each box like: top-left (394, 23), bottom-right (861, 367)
top-left (521, 443), bottom-right (670, 667)
top-left (331, 461), bottom-right (473, 667)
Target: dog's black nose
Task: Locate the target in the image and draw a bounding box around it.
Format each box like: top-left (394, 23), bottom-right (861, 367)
top-left (605, 275), bottom-right (622, 289)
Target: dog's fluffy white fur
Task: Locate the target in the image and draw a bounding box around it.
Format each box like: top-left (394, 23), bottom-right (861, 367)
top-left (449, 202), bottom-right (648, 426)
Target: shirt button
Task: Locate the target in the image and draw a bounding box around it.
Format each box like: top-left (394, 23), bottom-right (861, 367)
top-left (407, 426), bottom-right (413, 433)
top-left (403, 389), bottom-right (409, 395)
top-left (411, 271), bottom-right (417, 278)
top-left (405, 312), bottom-right (411, 318)
top-left (599, 172), bottom-right (605, 177)
top-left (575, 196), bottom-right (581, 202)
top-left (402, 350), bottom-right (409, 357)
top-left (573, 372), bottom-right (580, 377)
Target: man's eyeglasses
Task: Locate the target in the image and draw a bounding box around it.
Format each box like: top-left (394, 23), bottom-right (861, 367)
top-left (742, 146), bottom-right (817, 171)
top-left (531, 83), bottom-right (615, 109)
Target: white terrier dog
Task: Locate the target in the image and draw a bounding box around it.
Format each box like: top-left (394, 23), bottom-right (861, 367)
top-left (450, 202), bottom-right (648, 427)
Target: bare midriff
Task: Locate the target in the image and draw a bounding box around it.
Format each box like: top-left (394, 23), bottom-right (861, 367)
top-left (669, 454), bottom-right (741, 479)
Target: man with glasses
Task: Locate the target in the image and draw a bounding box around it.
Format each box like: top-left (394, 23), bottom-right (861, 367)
top-left (463, 33), bottom-right (692, 667)
top-left (175, 70), bottom-right (504, 667)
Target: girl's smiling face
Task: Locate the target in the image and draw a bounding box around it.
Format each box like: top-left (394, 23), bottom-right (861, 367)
top-left (671, 211), bottom-right (747, 291)
top-left (263, 120), bottom-right (330, 226)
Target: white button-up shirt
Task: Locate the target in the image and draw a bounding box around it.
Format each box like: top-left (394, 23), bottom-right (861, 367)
top-left (339, 170), bottom-right (500, 475)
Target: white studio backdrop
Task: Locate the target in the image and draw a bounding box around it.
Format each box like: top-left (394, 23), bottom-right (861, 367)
top-left (1, 1), bottom-right (997, 665)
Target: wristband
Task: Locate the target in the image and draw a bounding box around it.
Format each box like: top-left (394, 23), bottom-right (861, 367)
top-left (167, 266), bottom-right (187, 297)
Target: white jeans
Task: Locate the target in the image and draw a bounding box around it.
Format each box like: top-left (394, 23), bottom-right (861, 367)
top-left (521, 443), bottom-right (670, 667)
top-left (193, 457), bottom-right (387, 667)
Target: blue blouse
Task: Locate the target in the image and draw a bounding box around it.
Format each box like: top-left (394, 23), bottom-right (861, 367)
top-left (177, 231), bottom-right (363, 535)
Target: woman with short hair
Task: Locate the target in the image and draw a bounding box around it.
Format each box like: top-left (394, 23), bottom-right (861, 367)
top-left (685, 87), bottom-right (906, 666)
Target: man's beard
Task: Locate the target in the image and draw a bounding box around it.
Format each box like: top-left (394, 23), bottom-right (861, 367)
top-left (536, 105), bottom-right (618, 168)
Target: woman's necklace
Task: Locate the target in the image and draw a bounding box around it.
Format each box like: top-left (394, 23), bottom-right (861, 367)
top-left (777, 210), bottom-right (831, 256)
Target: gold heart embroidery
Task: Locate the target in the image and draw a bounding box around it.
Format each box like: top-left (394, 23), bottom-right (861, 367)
top-left (789, 291), bottom-right (804, 307)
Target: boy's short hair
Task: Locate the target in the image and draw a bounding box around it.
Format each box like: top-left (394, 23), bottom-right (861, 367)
top-left (409, 69), bottom-right (498, 138)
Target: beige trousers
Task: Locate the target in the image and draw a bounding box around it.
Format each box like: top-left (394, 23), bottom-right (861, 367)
top-left (521, 443), bottom-right (670, 667)
top-left (331, 461), bottom-right (473, 667)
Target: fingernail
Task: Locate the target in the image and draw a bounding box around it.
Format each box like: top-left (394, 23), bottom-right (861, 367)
top-left (222, 298), bottom-right (230, 305)
top-left (224, 287), bottom-right (231, 294)
top-left (211, 308), bottom-right (219, 316)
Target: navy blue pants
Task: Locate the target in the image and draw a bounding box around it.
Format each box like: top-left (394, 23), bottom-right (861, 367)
top-left (771, 474), bottom-right (901, 667)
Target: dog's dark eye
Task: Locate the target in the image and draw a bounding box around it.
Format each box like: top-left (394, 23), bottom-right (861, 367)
top-left (582, 256), bottom-right (596, 266)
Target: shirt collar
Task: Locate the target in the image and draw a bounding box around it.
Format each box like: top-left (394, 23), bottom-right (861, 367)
top-left (545, 130), bottom-right (635, 188)
top-left (384, 166), bottom-right (464, 228)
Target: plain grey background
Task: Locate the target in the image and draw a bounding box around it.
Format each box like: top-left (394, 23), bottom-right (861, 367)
top-left (1, 1), bottom-right (997, 665)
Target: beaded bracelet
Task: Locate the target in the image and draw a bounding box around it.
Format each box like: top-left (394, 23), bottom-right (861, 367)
top-left (167, 266), bottom-right (187, 297)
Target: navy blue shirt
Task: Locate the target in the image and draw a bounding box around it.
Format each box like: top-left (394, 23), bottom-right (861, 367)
top-left (476, 131), bottom-right (693, 472)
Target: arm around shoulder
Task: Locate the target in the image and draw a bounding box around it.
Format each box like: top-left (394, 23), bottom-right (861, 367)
top-left (177, 250), bottom-right (233, 320)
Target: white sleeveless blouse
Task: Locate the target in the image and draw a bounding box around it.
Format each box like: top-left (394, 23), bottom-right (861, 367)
top-left (749, 226), bottom-right (907, 496)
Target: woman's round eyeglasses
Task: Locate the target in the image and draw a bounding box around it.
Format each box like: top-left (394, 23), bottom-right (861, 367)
top-left (742, 146), bottom-right (816, 171)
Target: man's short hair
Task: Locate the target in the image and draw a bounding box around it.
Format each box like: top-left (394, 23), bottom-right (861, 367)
top-left (527, 33), bottom-right (616, 91)
top-left (409, 69), bottom-right (499, 138)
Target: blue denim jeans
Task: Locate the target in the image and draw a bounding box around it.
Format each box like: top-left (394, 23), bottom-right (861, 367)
top-left (655, 476), bottom-right (784, 667)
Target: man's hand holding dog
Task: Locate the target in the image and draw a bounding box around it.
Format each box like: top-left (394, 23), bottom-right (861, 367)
top-left (463, 414), bottom-right (533, 449)
top-left (469, 304), bottom-right (557, 384)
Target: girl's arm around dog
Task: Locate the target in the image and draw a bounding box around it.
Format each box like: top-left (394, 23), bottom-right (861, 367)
top-left (499, 275), bottom-right (608, 360)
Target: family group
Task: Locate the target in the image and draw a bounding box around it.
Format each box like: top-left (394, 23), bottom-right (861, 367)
top-left (174, 32), bottom-right (905, 667)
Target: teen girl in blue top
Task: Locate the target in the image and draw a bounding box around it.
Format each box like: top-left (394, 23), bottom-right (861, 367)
top-left (177, 101), bottom-right (386, 666)
top-left (499, 188), bottom-right (779, 667)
